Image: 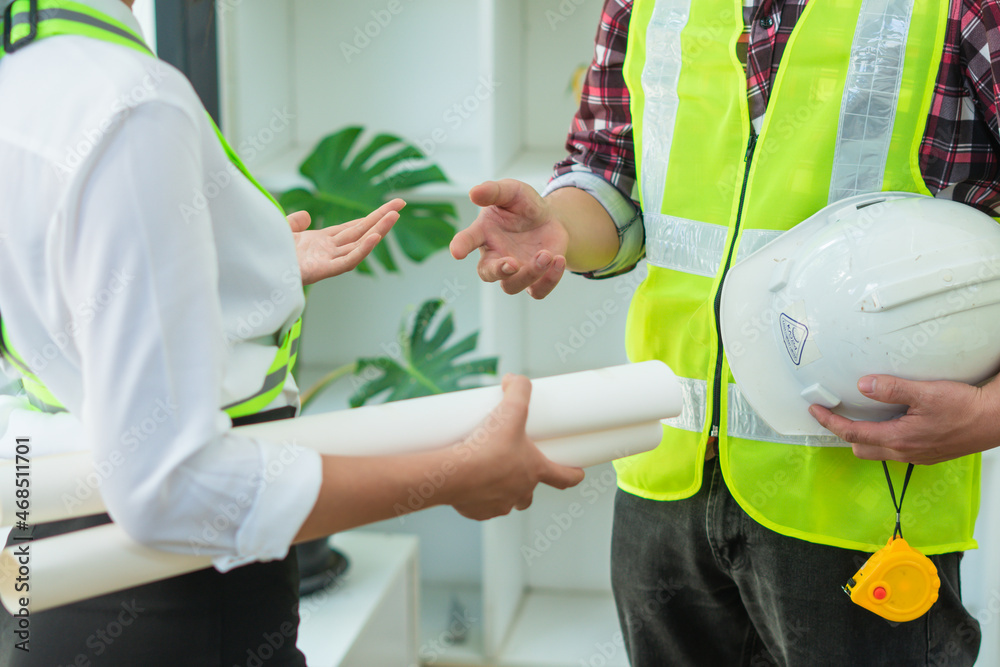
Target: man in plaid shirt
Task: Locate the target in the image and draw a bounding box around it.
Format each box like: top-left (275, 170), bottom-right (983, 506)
top-left (452, 0), bottom-right (994, 664)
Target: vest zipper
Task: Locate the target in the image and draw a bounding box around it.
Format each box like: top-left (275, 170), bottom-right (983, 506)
top-left (709, 132), bottom-right (758, 438)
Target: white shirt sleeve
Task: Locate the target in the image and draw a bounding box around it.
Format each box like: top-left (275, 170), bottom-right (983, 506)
top-left (62, 100), bottom-right (321, 570)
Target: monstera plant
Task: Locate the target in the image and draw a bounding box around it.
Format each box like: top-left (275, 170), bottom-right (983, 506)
top-left (301, 298), bottom-right (498, 411)
top-left (279, 126), bottom-right (458, 274)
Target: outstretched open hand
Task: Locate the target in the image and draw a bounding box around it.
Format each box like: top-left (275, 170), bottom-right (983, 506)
top-left (287, 199), bottom-right (405, 285)
top-left (450, 180), bottom-right (569, 299)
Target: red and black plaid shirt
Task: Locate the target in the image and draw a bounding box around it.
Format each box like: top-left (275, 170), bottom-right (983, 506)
top-left (554, 0), bottom-right (1000, 214)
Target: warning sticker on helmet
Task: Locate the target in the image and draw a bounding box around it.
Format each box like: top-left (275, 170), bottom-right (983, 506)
top-left (779, 313), bottom-right (809, 365)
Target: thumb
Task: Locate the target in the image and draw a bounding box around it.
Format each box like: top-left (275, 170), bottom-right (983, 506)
top-left (470, 179), bottom-right (536, 213)
top-left (499, 373), bottom-right (532, 419)
top-left (286, 210), bottom-right (311, 233)
top-left (469, 180), bottom-right (504, 208)
top-left (858, 375), bottom-right (918, 406)
top-left (538, 460), bottom-right (585, 490)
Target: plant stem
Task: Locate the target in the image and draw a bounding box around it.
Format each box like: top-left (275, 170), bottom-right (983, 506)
top-left (300, 362), bottom-right (358, 412)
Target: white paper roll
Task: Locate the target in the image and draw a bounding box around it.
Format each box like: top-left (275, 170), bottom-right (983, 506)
top-left (240, 360), bottom-right (680, 455)
top-left (0, 361), bottom-right (680, 526)
top-left (537, 420), bottom-right (664, 468)
top-left (0, 422), bottom-right (668, 613)
top-left (0, 453), bottom-right (108, 526)
top-left (0, 524), bottom-right (213, 614)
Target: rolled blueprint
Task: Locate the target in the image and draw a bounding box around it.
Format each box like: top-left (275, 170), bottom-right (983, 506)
top-left (538, 420), bottom-right (663, 468)
top-left (241, 360), bottom-right (679, 455)
top-left (0, 361), bottom-right (680, 526)
top-left (0, 421), bottom-right (668, 613)
top-left (0, 523), bottom-right (213, 614)
top-left (0, 453), bottom-right (108, 526)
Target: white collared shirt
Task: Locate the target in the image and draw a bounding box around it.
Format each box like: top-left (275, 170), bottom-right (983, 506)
top-left (0, 0), bottom-right (321, 568)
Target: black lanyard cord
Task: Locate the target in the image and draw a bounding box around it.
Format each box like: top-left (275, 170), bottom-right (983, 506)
top-left (882, 460), bottom-right (915, 539)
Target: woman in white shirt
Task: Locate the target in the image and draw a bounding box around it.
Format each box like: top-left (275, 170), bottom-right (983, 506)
top-left (0, 0), bottom-right (583, 664)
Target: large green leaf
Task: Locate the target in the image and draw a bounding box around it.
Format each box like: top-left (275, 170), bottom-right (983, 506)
top-left (278, 127), bottom-right (458, 274)
top-left (348, 299), bottom-right (498, 407)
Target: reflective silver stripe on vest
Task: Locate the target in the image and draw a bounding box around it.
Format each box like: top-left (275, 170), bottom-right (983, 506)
top-left (221, 366), bottom-right (286, 412)
top-left (663, 377), bottom-right (847, 446)
top-left (726, 384), bottom-right (847, 446)
top-left (828, 0), bottom-right (915, 203)
top-left (645, 214), bottom-right (783, 275)
top-left (221, 335), bottom-right (299, 413)
top-left (637, 0), bottom-right (690, 216)
top-left (12, 8), bottom-right (147, 48)
top-left (662, 376), bottom-right (707, 432)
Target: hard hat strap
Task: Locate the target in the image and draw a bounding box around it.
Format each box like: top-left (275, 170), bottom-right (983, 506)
top-left (882, 461), bottom-right (915, 540)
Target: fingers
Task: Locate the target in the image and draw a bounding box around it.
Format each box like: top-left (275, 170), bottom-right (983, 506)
top-left (850, 442), bottom-right (909, 463)
top-left (452, 182), bottom-right (503, 260)
top-left (371, 209), bottom-right (400, 239)
top-left (456, 179), bottom-right (543, 262)
top-left (808, 404), bottom-right (894, 447)
top-left (472, 251), bottom-right (565, 297)
top-left (362, 197), bottom-right (405, 218)
top-left (286, 210), bottom-right (311, 233)
top-left (499, 373), bottom-right (582, 490)
top-left (526, 254), bottom-right (566, 300)
top-left (474, 255), bottom-right (518, 283)
top-left (809, 403), bottom-right (918, 464)
top-left (451, 223), bottom-right (487, 260)
top-left (498, 251), bottom-right (567, 296)
top-left (342, 231), bottom-right (383, 264)
top-left (334, 200), bottom-right (404, 244)
top-left (514, 492), bottom-right (535, 512)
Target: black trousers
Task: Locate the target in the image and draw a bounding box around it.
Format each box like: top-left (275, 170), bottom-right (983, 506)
top-left (611, 457), bottom-right (980, 667)
top-left (0, 407), bottom-right (307, 667)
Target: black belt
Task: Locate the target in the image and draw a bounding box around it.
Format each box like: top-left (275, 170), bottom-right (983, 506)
top-left (231, 404), bottom-right (297, 427)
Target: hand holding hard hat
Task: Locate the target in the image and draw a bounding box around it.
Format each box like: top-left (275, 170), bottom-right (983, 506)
top-left (721, 192), bottom-right (1000, 464)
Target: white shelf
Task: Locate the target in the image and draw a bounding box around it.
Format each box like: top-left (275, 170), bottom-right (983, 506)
top-left (296, 532), bottom-right (419, 667)
top-left (251, 142), bottom-right (566, 202)
top-left (420, 582), bottom-right (488, 666)
top-left (498, 590), bottom-right (627, 667)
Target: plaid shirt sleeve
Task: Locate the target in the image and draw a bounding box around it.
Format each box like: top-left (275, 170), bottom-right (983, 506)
top-left (921, 0), bottom-right (1000, 213)
top-left (547, 0), bottom-right (643, 278)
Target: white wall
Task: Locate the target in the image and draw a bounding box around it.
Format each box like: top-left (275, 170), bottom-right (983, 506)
top-left (131, 0), bottom-right (157, 53)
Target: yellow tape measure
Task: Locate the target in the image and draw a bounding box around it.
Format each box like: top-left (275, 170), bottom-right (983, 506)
top-left (843, 462), bottom-right (941, 622)
top-left (843, 536), bottom-right (940, 622)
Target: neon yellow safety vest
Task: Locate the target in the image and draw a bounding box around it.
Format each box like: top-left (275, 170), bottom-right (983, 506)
top-left (0, 0), bottom-right (302, 420)
top-left (619, 0), bottom-right (980, 554)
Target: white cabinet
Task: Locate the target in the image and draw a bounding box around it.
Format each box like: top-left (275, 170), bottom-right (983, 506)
top-left (218, 1), bottom-right (634, 665)
top-left (297, 532), bottom-right (420, 667)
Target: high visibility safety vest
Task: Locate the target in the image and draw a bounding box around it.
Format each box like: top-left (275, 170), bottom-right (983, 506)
top-left (0, 0), bottom-right (302, 420)
top-left (620, 0), bottom-right (980, 554)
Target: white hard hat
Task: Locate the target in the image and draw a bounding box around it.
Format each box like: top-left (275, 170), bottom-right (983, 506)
top-left (721, 192), bottom-right (1000, 436)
